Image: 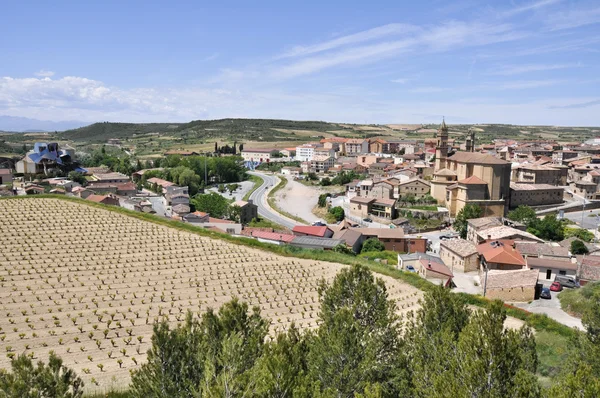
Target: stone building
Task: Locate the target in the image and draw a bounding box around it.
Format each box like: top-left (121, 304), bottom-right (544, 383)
top-left (484, 269), bottom-right (538, 302)
top-left (509, 183), bottom-right (564, 208)
top-left (397, 178), bottom-right (431, 199)
top-left (439, 238), bottom-right (480, 272)
top-left (511, 164), bottom-right (568, 186)
top-left (430, 121), bottom-right (511, 217)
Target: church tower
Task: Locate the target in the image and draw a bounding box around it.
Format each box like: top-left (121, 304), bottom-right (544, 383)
top-left (435, 119), bottom-right (449, 170)
top-left (465, 128), bottom-right (475, 152)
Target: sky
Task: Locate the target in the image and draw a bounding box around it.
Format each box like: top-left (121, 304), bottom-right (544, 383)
top-left (1, 0), bottom-right (600, 127)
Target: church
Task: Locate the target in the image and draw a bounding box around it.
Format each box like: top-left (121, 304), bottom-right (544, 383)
top-left (430, 121), bottom-right (511, 217)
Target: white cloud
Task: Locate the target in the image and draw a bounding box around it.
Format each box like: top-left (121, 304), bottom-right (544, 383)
top-left (277, 23), bottom-right (417, 59)
top-left (545, 6), bottom-right (600, 30)
top-left (501, 0), bottom-right (562, 17)
top-left (409, 86), bottom-right (448, 93)
top-left (34, 70), bottom-right (55, 77)
top-left (487, 63), bottom-right (582, 75)
top-left (391, 78), bottom-right (409, 84)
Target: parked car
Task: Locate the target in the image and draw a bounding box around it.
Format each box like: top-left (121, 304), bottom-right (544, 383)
top-left (540, 287), bottom-right (552, 299)
top-left (550, 281), bottom-right (563, 292)
top-left (554, 275), bottom-right (580, 288)
top-left (363, 218), bottom-right (373, 223)
top-left (439, 234), bottom-right (458, 240)
top-left (406, 265), bottom-right (416, 273)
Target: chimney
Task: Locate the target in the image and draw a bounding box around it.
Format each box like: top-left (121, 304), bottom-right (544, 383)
top-left (428, 261), bottom-right (432, 269)
top-left (248, 199), bottom-right (253, 205)
top-left (488, 235), bottom-right (491, 240)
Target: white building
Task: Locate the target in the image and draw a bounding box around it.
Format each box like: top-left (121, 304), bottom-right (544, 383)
top-left (296, 144), bottom-right (319, 162)
top-left (241, 149), bottom-right (272, 162)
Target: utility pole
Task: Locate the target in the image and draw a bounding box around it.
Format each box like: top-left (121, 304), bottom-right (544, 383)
top-left (581, 200), bottom-right (586, 227)
top-left (483, 262), bottom-right (489, 297)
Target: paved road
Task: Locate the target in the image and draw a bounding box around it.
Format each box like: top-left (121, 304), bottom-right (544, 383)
top-left (513, 289), bottom-right (584, 330)
top-left (247, 172), bottom-right (300, 230)
top-left (564, 208), bottom-right (600, 231)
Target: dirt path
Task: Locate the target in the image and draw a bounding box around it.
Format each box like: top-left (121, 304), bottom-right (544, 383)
top-left (273, 175), bottom-right (325, 224)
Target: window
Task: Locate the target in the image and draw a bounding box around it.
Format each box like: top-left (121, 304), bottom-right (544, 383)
top-left (226, 228), bottom-right (235, 234)
top-left (559, 270), bottom-right (566, 276)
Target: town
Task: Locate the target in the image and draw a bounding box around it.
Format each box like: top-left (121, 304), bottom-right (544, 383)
top-left (1, 120), bottom-right (599, 333)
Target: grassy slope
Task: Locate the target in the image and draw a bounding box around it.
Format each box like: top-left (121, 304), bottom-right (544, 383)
top-left (559, 281), bottom-right (600, 317)
top-left (0, 195), bottom-right (581, 394)
top-left (242, 174), bottom-right (262, 201)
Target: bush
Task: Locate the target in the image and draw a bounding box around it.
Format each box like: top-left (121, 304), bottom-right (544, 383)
top-left (361, 238), bottom-right (385, 253)
top-left (328, 206), bottom-right (345, 221)
top-left (320, 177), bottom-right (331, 186)
top-left (332, 244), bottom-right (355, 256)
top-left (571, 239), bottom-right (589, 255)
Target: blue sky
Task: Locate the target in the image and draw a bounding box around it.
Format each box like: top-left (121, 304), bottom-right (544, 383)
top-left (1, 0), bottom-right (599, 126)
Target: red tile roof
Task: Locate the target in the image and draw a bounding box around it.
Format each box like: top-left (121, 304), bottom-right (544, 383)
top-left (419, 259), bottom-right (453, 277)
top-left (208, 217), bottom-right (234, 224)
top-left (251, 230), bottom-right (295, 243)
top-left (477, 241), bottom-right (526, 266)
top-left (458, 175), bottom-right (487, 185)
top-left (292, 225), bottom-right (329, 237)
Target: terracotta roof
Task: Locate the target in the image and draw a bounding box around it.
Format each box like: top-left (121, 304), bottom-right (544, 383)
top-left (350, 196), bottom-right (375, 204)
top-left (514, 242), bottom-right (570, 257)
top-left (448, 151), bottom-right (509, 165)
top-left (352, 227), bottom-right (405, 239)
top-left (477, 240), bottom-right (526, 266)
top-left (486, 269), bottom-right (539, 289)
top-left (208, 217), bottom-right (234, 224)
top-left (147, 177), bottom-right (175, 187)
top-left (86, 194), bottom-right (111, 203)
top-left (0, 169), bottom-right (12, 175)
top-left (440, 238), bottom-right (478, 257)
top-left (434, 168), bottom-right (457, 176)
top-left (373, 198), bottom-right (396, 206)
top-left (476, 226), bottom-right (543, 242)
top-left (579, 257), bottom-right (600, 282)
top-left (526, 257), bottom-right (577, 271)
top-left (467, 216), bottom-right (503, 230)
top-left (292, 225), bottom-right (330, 237)
top-left (458, 175), bottom-right (487, 185)
top-left (242, 148), bottom-right (273, 153)
top-left (332, 229), bottom-right (363, 247)
top-left (231, 200), bottom-right (249, 207)
top-left (251, 230), bottom-right (295, 243)
top-left (419, 258), bottom-right (453, 277)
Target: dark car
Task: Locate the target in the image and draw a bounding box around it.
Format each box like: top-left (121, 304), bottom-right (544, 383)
top-left (439, 234), bottom-right (457, 240)
top-left (550, 281), bottom-right (563, 292)
top-left (406, 265), bottom-right (417, 273)
top-left (363, 218), bottom-right (373, 223)
top-left (540, 287), bottom-right (552, 299)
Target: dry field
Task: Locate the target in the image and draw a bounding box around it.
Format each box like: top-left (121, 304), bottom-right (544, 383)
top-left (0, 198), bottom-right (421, 392)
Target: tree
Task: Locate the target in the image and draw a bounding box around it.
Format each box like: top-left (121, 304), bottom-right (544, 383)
top-left (0, 351), bottom-right (84, 398)
top-left (320, 177), bottom-right (331, 186)
top-left (306, 265), bottom-right (405, 397)
top-left (130, 300), bottom-right (269, 398)
top-left (191, 192), bottom-right (232, 219)
top-left (318, 193), bottom-right (330, 208)
top-left (507, 205), bottom-right (537, 225)
top-left (571, 239), bottom-right (589, 255)
top-left (68, 171), bottom-right (87, 186)
top-left (332, 243), bottom-right (355, 256)
top-left (565, 227), bottom-right (595, 243)
top-left (229, 205), bottom-right (242, 223)
top-left (329, 206), bottom-right (345, 222)
top-left (361, 238), bottom-right (385, 253)
top-left (214, 142), bottom-right (218, 153)
top-left (453, 204), bottom-right (483, 239)
top-left (527, 214), bottom-right (564, 241)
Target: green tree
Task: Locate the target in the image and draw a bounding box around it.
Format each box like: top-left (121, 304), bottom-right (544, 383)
top-left (453, 204), bottom-right (483, 239)
top-left (328, 206), bottom-right (345, 222)
top-left (565, 227), bottom-right (595, 243)
top-left (332, 243), bottom-right (355, 256)
top-left (507, 205), bottom-right (537, 225)
top-left (191, 192), bottom-right (232, 219)
top-left (361, 238), bottom-right (385, 253)
top-left (527, 214), bottom-right (564, 241)
top-left (67, 171), bottom-right (87, 186)
top-left (320, 177), bottom-right (331, 186)
top-left (229, 205), bottom-right (242, 223)
top-left (305, 265), bottom-right (406, 397)
top-left (571, 239), bottom-right (589, 255)
top-left (0, 351), bottom-right (84, 398)
top-left (318, 193), bottom-right (330, 208)
top-left (130, 300), bottom-right (269, 398)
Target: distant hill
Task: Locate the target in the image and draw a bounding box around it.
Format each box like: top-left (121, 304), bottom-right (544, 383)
top-left (0, 115), bottom-right (88, 132)
top-left (59, 122), bottom-right (182, 142)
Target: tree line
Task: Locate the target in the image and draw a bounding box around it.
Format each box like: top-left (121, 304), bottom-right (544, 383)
top-left (2, 264), bottom-right (598, 397)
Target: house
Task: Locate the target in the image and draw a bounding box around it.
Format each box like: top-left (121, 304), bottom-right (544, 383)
top-left (49, 187), bottom-right (66, 194)
top-left (0, 168), bottom-right (13, 184)
top-left (511, 164), bottom-right (568, 185)
top-left (289, 236), bottom-right (344, 250)
top-left (86, 194), bottom-right (120, 206)
top-left (164, 186), bottom-right (189, 206)
top-left (578, 256), bottom-right (600, 285)
top-left (91, 171), bottom-right (130, 184)
top-left (171, 203), bottom-right (191, 218)
top-left (509, 183), bottom-right (564, 208)
top-left (439, 238), bottom-right (480, 272)
top-left (281, 166), bottom-right (302, 177)
top-left (147, 177), bottom-right (175, 193)
top-left (397, 178), bottom-right (431, 199)
top-left (466, 216), bottom-right (526, 243)
top-left (241, 149), bottom-right (273, 163)
top-left (88, 182), bottom-right (138, 197)
top-left (310, 155), bottom-right (335, 173)
top-left (231, 200), bottom-right (258, 225)
top-left (295, 144), bottom-right (319, 162)
top-left (474, 226), bottom-right (544, 244)
top-left (292, 225), bottom-right (334, 238)
top-left (371, 198), bottom-right (396, 219)
top-left (477, 240), bottom-right (526, 271)
top-left (24, 184), bottom-right (45, 195)
top-left (249, 230), bottom-right (296, 245)
top-left (526, 257), bottom-right (577, 283)
top-left (72, 186), bottom-right (93, 199)
top-left (370, 180), bottom-right (396, 199)
top-left (417, 258), bottom-right (454, 286)
top-left (349, 196), bottom-right (374, 218)
top-left (345, 139), bottom-right (369, 156)
top-left (484, 269), bottom-right (539, 302)
top-left (132, 168), bottom-right (163, 181)
top-left (354, 228), bottom-right (427, 253)
top-left (398, 252), bottom-right (443, 271)
top-left (514, 242), bottom-right (570, 259)
top-left (332, 229), bottom-right (365, 253)
top-left (183, 211), bottom-right (210, 223)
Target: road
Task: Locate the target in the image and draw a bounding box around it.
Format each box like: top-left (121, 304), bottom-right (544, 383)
top-left (247, 172), bottom-right (300, 230)
top-left (513, 289), bottom-right (583, 330)
top-left (564, 207), bottom-right (600, 231)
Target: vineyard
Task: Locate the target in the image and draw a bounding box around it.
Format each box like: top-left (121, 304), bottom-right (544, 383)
top-left (0, 198), bottom-right (421, 392)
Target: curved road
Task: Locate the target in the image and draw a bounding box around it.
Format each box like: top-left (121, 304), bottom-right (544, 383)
top-left (248, 172), bottom-right (300, 230)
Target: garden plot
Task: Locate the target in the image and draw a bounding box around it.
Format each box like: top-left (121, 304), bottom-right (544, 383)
top-left (0, 198), bottom-right (421, 391)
